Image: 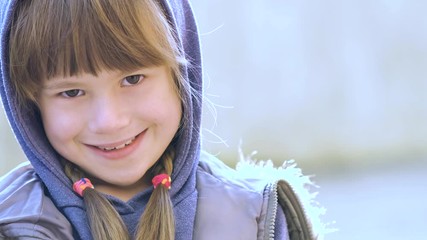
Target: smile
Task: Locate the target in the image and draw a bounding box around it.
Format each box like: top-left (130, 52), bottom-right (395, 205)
top-left (96, 135), bottom-right (137, 151)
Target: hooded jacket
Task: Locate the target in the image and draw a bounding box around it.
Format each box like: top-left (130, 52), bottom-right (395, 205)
top-left (0, 0), bottom-right (201, 239)
top-left (0, 0), bottom-right (325, 239)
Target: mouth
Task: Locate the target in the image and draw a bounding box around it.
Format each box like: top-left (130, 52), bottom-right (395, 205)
top-left (95, 134), bottom-right (139, 152)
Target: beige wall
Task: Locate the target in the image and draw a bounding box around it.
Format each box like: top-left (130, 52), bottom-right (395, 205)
top-left (194, 0), bottom-right (427, 171)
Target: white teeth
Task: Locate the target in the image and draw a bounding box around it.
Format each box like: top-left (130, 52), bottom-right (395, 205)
top-left (103, 146), bottom-right (116, 151)
top-left (97, 136), bottom-right (136, 151)
top-left (125, 138), bottom-right (133, 145)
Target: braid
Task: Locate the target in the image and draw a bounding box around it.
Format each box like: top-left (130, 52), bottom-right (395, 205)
top-left (135, 146), bottom-right (175, 240)
top-left (64, 162), bottom-right (130, 240)
top-left (64, 146), bottom-right (176, 240)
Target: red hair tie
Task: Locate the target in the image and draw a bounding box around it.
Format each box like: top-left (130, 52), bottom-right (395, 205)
top-left (152, 174), bottom-right (171, 189)
top-left (73, 178), bottom-right (94, 197)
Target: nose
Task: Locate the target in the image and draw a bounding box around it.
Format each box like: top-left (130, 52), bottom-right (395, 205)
top-left (88, 94), bottom-right (130, 134)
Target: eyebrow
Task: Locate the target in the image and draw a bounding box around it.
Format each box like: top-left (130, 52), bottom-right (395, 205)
top-left (41, 69), bottom-right (144, 90)
top-left (42, 79), bottom-right (83, 90)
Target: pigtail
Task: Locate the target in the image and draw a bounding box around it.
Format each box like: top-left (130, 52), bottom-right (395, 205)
top-left (65, 163), bottom-right (130, 240)
top-left (135, 147), bottom-right (175, 240)
top-left (83, 189), bottom-right (130, 240)
top-left (64, 147), bottom-right (176, 240)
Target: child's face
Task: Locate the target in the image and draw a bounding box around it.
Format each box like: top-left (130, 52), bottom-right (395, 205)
top-left (38, 65), bottom-right (181, 198)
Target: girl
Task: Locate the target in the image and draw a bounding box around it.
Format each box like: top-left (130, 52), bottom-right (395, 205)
top-left (0, 0), bottom-right (326, 239)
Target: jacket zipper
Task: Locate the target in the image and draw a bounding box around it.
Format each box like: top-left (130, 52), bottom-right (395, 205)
top-left (265, 181), bottom-right (279, 240)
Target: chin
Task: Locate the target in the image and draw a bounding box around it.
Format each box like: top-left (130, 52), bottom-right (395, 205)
top-left (112, 173), bottom-right (148, 187)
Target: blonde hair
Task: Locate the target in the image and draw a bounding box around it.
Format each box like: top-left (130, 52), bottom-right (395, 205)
top-left (9, 0), bottom-right (189, 239)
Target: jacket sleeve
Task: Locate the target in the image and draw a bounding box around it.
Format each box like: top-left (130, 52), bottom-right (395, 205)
top-left (0, 163), bottom-right (74, 240)
top-left (0, 222), bottom-right (71, 240)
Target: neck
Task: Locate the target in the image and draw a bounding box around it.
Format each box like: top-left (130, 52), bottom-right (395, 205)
top-left (93, 176), bottom-right (151, 202)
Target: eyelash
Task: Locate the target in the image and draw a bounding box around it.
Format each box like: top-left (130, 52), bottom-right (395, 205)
top-left (60, 89), bottom-right (84, 98)
top-left (58, 74), bottom-right (145, 98)
top-left (122, 74), bottom-right (145, 86)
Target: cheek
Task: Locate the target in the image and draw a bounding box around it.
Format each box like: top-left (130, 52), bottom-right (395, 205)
top-left (143, 100), bottom-right (181, 132)
top-left (158, 91), bottom-right (182, 129)
top-left (39, 102), bottom-right (83, 143)
top-left (134, 84), bottom-right (182, 127)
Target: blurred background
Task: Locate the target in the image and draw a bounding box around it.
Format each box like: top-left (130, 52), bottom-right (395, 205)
top-left (1, 0), bottom-right (427, 239)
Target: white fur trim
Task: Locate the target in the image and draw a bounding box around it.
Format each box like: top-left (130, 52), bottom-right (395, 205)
top-left (235, 150), bottom-right (336, 240)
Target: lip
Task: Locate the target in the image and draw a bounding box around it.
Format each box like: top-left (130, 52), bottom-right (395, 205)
top-left (95, 136), bottom-right (137, 150)
top-left (86, 130), bottom-right (146, 160)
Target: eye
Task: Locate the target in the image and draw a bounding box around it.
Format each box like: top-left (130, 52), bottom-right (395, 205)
top-left (61, 89), bottom-right (84, 98)
top-left (122, 74), bottom-right (144, 86)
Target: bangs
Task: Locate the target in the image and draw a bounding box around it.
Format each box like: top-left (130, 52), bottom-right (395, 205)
top-left (51, 1), bottom-right (169, 77)
top-left (10, 0), bottom-right (180, 102)
top-left (55, 31), bottom-right (164, 76)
